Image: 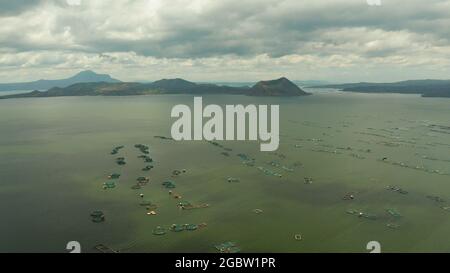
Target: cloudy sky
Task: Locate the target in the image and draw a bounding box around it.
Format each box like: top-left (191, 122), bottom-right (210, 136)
top-left (0, 0), bottom-right (450, 83)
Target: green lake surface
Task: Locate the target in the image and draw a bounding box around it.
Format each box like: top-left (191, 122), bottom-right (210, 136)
top-left (1, 90), bottom-right (450, 253)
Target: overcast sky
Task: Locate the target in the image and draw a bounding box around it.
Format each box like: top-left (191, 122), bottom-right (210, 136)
top-left (0, 0), bottom-right (450, 83)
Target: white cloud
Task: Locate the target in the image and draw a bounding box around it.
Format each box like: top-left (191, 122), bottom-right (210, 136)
top-left (66, 0), bottom-right (81, 6)
top-left (0, 0), bottom-right (450, 82)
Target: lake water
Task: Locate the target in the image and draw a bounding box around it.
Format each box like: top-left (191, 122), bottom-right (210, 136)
top-left (1, 91), bottom-right (450, 253)
top-left (0, 90), bottom-right (34, 96)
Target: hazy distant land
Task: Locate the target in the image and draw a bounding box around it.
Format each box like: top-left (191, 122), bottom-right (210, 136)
top-left (0, 70), bottom-right (120, 91)
top-left (315, 80), bottom-right (450, 98)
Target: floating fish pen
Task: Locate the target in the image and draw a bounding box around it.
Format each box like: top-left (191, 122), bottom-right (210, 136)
top-left (116, 157), bottom-right (126, 165)
top-left (162, 181), bottom-right (176, 189)
top-left (291, 162), bottom-right (303, 168)
top-left (134, 144), bottom-right (150, 154)
top-left (140, 200), bottom-right (158, 210)
top-left (242, 160), bottom-right (255, 167)
top-left (144, 157), bottom-right (153, 163)
top-left (214, 242), bottom-right (241, 253)
top-left (208, 141), bottom-right (223, 148)
top-left (306, 138), bottom-right (323, 143)
top-left (227, 177), bottom-right (240, 183)
top-left (237, 154), bottom-right (256, 166)
top-left (282, 166), bottom-right (294, 172)
top-left (379, 159), bottom-right (448, 176)
top-left (378, 141), bottom-right (400, 147)
top-left (110, 146), bottom-right (124, 155)
top-left (333, 146), bottom-right (352, 151)
top-left (172, 193), bottom-right (182, 199)
top-left (237, 153), bottom-right (251, 161)
top-left (170, 224), bottom-right (199, 232)
top-left (90, 211), bottom-right (105, 223)
top-left (310, 148), bottom-right (342, 155)
top-left (139, 200), bottom-right (153, 206)
top-left (154, 136), bottom-right (174, 140)
top-left (107, 173), bottom-right (121, 179)
top-left (170, 224), bottom-right (185, 232)
top-left (131, 184), bottom-right (141, 190)
top-left (257, 166), bottom-right (282, 178)
top-left (271, 152), bottom-right (286, 159)
top-left (136, 177), bottom-right (150, 187)
top-left (142, 165), bottom-right (154, 171)
top-left (144, 204), bottom-right (158, 211)
top-left (92, 217), bottom-right (105, 223)
top-left (138, 155), bottom-right (153, 162)
top-left (304, 177), bottom-right (313, 184)
top-left (181, 203), bottom-right (210, 210)
top-left (386, 209), bottom-right (402, 218)
top-left (346, 209), bottom-right (377, 220)
top-left (387, 223), bottom-right (400, 229)
top-left (153, 226), bottom-right (167, 236)
top-left (387, 186), bottom-right (408, 195)
top-left (177, 201), bottom-right (191, 207)
top-left (137, 177), bottom-right (150, 183)
top-left (342, 193), bottom-right (355, 200)
top-left (349, 153), bottom-right (366, 160)
top-left (427, 195), bottom-right (445, 203)
top-left (418, 154), bottom-right (450, 163)
top-left (103, 181), bottom-right (116, 189)
top-left (268, 161), bottom-right (281, 168)
top-left (91, 211), bottom-right (104, 217)
top-left (94, 244), bottom-right (119, 253)
top-left (185, 224), bottom-right (198, 231)
top-left (137, 181), bottom-right (149, 187)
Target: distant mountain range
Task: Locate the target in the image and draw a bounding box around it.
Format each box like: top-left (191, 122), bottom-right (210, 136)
top-left (0, 74), bottom-right (309, 99)
top-left (0, 70), bottom-right (120, 91)
top-left (315, 80), bottom-right (450, 98)
top-left (3, 70), bottom-right (449, 99)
